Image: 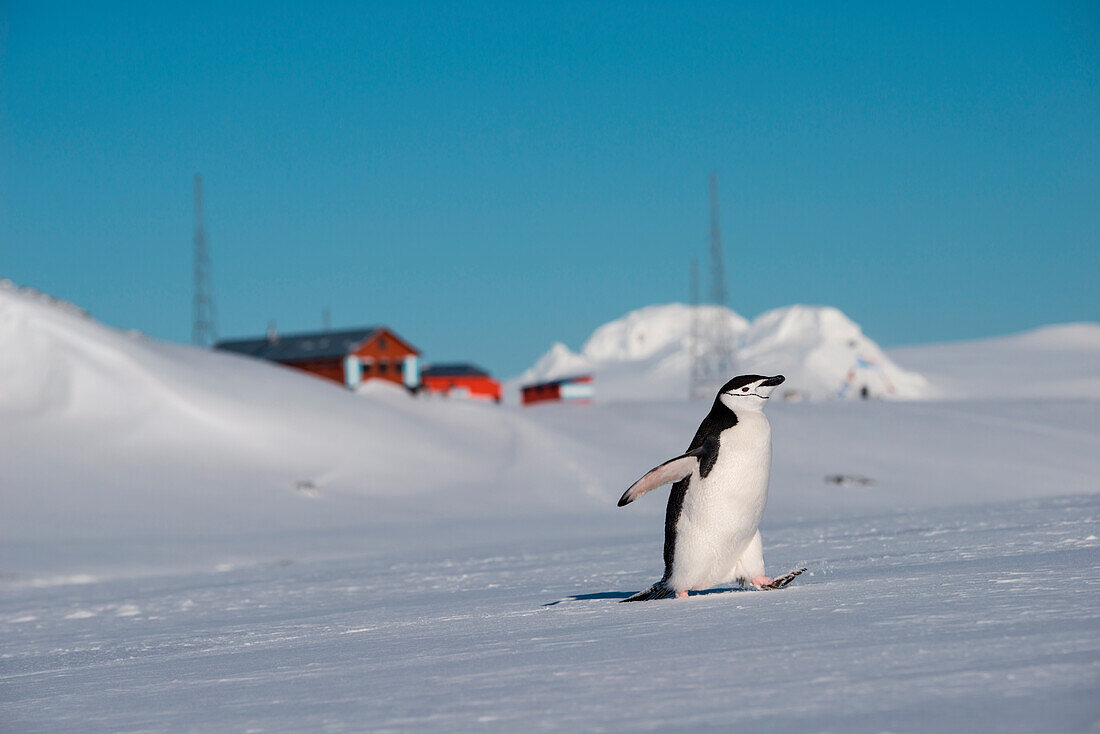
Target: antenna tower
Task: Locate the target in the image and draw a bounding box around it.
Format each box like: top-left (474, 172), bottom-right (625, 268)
top-left (689, 258), bottom-right (704, 397)
top-left (688, 173), bottom-right (737, 398)
top-left (192, 174), bottom-right (218, 346)
top-left (708, 172), bottom-right (728, 308)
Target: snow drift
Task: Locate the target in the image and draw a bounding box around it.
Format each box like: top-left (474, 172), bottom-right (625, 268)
top-left (890, 322), bottom-right (1100, 399)
top-left (513, 302), bottom-right (928, 402)
top-left (0, 282), bottom-right (603, 543)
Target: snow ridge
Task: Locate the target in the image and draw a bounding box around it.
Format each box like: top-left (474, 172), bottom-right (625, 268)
top-left (514, 302), bottom-right (928, 402)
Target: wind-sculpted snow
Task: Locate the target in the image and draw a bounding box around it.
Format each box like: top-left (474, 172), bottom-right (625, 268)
top-left (581, 302), bottom-right (748, 362)
top-left (739, 305), bottom-right (928, 399)
top-left (512, 302), bottom-right (928, 402)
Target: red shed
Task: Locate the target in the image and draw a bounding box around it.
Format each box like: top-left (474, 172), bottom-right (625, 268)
top-left (216, 326), bottom-right (421, 389)
top-left (520, 375), bottom-right (594, 406)
top-left (421, 363), bottom-right (502, 403)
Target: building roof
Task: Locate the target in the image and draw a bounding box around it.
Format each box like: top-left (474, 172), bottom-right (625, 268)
top-left (521, 374), bottom-right (593, 390)
top-left (421, 363), bottom-right (491, 378)
top-left (216, 327), bottom-right (383, 362)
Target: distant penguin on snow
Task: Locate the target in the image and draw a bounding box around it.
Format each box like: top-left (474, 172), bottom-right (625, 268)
top-left (617, 374), bottom-right (805, 601)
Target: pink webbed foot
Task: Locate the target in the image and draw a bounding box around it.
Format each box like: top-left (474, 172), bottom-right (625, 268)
top-left (675, 590), bottom-right (689, 599)
top-left (753, 568), bottom-right (808, 590)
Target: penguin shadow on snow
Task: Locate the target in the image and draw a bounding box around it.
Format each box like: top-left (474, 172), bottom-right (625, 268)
top-left (542, 586), bottom-right (767, 606)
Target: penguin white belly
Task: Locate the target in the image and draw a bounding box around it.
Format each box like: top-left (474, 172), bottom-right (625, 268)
top-left (667, 415), bottom-right (771, 591)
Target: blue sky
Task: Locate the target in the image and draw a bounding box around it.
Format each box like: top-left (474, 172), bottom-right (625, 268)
top-left (2, 1), bottom-right (1097, 376)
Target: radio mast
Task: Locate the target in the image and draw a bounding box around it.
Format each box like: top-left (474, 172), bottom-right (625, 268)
top-left (688, 173), bottom-right (737, 398)
top-left (192, 174), bottom-right (218, 347)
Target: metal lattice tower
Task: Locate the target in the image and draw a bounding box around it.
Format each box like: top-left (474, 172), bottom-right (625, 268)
top-left (689, 173), bottom-right (737, 398)
top-left (689, 258), bottom-right (704, 397)
top-left (192, 174), bottom-right (218, 347)
top-left (708, 172), bottom-right (729, 308)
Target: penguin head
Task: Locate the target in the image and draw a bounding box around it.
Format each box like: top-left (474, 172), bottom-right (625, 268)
top-left (717, 374), bottom-right (785, 412)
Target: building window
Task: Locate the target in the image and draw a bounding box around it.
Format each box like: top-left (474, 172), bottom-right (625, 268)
top-left (379, 360), bottom-right (389, 374)
top-left (378, 335), bottom-right (388, 350)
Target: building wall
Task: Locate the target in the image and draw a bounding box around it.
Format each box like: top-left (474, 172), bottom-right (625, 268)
top-left (271, 329), bottom-right (420, 387)
top-left (422, 374), bottom-right (502, 402)
top-left (521, 375), bottom-right (594, 405)
top-left (521, 383), bottom-right (561, 405)
top-left (286, 358), bottom-right (345, 384)
top-left (353, 329), bottom-right (419, 385)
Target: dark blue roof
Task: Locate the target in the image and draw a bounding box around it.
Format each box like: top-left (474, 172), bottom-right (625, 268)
top-left (521, 374), bottom-right (592, 389)
top-left (216, 327), bottom-right (381, 362)
top-left (421, 363), bottom-right (490, 377)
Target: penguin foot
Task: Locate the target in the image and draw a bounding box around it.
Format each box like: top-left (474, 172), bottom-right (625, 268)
top-left (674, 590), bottom-right (689, 599)
top-left (757, 567), bottom-right (807, 590)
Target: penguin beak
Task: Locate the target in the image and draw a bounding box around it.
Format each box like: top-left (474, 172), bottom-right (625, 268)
top-left (760, 375), bottom-right (785, 387)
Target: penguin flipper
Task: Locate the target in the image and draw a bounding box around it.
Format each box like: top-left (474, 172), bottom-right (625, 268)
top-left (620, 583), bottom-right (675, 602)
top-left (617, 451), bottom-right (700, 507)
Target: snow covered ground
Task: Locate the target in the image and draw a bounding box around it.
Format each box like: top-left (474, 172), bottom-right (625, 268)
top-left (2, 283), bottom-right (1099, 731)
top-left (4, 493), bottom-right (1098, 733)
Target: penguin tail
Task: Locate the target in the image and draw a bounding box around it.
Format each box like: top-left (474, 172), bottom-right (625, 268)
top-left (620, 582), bottom-right (675, 602)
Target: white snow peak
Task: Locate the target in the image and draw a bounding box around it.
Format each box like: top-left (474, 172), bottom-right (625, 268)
top-left (513, 302), bottom-right (928, 402)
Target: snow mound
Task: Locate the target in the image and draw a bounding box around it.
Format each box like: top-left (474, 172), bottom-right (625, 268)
top-left (0, 282), bottom-right (603, 542)
top-left (512, 302), bottom-right (927, 402)
top-left (525, 342), bottom-right (593, 383)
top-left (889, 322), bottom-right (1100, 399)
top-left (512, 304), bottom-right (750, 403)
top-left (1002, 322), bottom-right (1100, 350)
top-left (739, 305), bottom-right (928, 400)
top-left (582, 303), bottom-right (748, 362)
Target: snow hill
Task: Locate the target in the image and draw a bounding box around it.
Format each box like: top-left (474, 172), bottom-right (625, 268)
top-left (0, 281), bottom-right (603, 547)
top-left (889, 322), bottom-right (1100, 399)
top-left (512, 303), bottom-right (929, 402)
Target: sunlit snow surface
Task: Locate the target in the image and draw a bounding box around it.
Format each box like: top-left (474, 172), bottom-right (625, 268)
top-left (3, 494), bottom-right (1099, 732)
top-left (2, 284), bottom-right (1099, 731)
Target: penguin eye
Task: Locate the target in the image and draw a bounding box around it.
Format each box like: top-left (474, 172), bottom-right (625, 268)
top-left (741, 387), bottom-right (750, 392)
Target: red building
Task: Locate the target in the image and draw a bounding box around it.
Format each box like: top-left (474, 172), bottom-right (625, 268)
top-left (520, 375), bottom-right (594, 406)
top-left (421, 363), bottom-right (502, 402)
top-left (216, 326), bottom-right (420, 389)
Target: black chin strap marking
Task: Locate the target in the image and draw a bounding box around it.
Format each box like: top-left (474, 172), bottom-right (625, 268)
top-left (725, 392), bottom-right (768, 400)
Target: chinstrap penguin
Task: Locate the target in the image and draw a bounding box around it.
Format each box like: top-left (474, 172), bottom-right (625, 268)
top-left (617, 374), bottom-right (805, 601)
